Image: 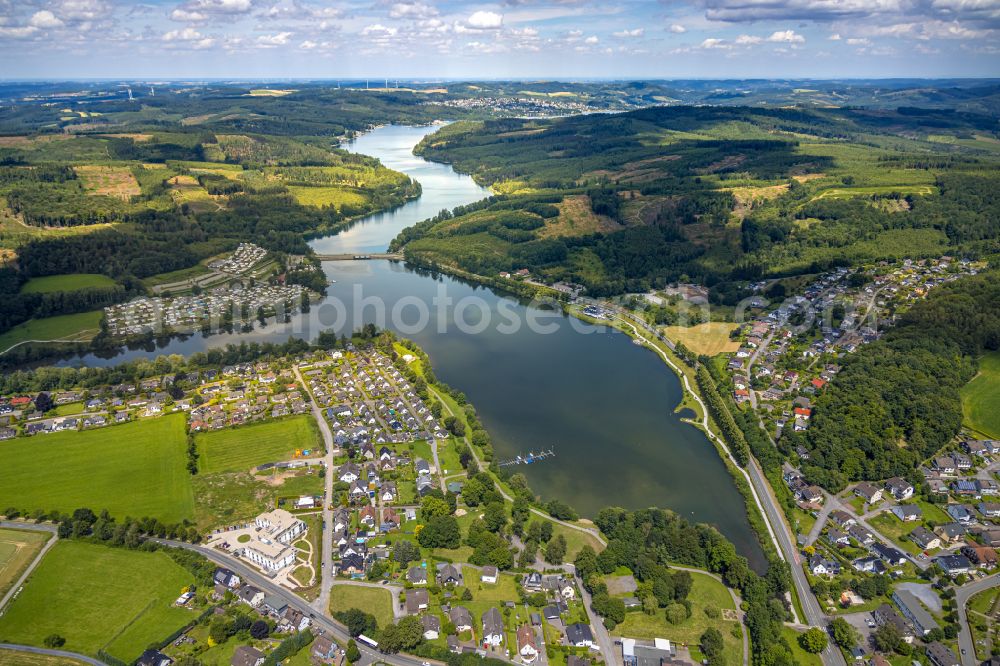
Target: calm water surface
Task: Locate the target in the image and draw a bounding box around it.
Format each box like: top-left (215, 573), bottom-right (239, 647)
top-left (60, 125), bottom-right (766, 569)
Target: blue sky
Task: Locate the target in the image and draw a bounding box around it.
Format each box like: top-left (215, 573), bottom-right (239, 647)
top-left (0, 0), bottom-right (998, 78)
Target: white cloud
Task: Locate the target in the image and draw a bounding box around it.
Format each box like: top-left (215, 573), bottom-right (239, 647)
top-left (57, 0), bottom-right (108, 22)
top-left (668, 23), bottom-right (686, 33)
top-left (256, 31), bottom-right (292, 45)
top-left (613, 28), bottom-right (644, 37)
top-left (828, 32), bottom-right (841, 39)
top-left (846, 37), bottom-right (870, 44)
top-left (735, 34), bottom-right (762, 44)
top-left (389, 2), bottom-right (439, 19)
top-left (703, 0), bottom-right (904, 23)
top-left (299, 39), bottom-right (317, 49)
top-left (362, 23), bottom-right (398, 36)
top-left (0, 25), bottom-right (39, 38)
top-left (767, 29), bottom-right (805, 42)
top-left (170, 8), bottom-right (208, 21)
top-left (29, 10), bottom-right (65, 28)
top-left (162, 26), bottom-right (215, 47)
top-left (584, 34), bottom-right (599, 43)
top-left (700, 37), bottom-right (730, 48)
top-left (467, 10), bottom-right (503, 29)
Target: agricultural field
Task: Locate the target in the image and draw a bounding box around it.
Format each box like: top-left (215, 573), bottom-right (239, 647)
top-left (73, 165), bottom-right (141, 199)
top-left (614, 572), bottom-right (742, 666)
top-left (0, 413), bottom-right (194, 522)
top-left (286, 185), bottom-right (368, 210)
top-left (329, 584), bottom-right (395, 630)
top-left (0, 528), bottom-right (51, 598)
top-left (19, 273), bottom-right (117, 294)
top-left (196, 415), bottom-right (322, 474)
top-left (962, 351), bottom-right (1000, 439)
top-left (0, 310), bottom-right (104, 352)
top-left (662, 322), bottom-right (740, 356)
top-left (0, 541), bottom-right (195, 663)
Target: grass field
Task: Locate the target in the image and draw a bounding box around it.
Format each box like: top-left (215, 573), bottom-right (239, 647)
top-left (0, 528), bottom-right (51, 599)
top-left (0, 413), bottom-right (194, 522)
top-left (20, 273), bottom-right (117, 294)
top-left (615, 572), bottom-right (741, 665)
top-left (286, 185), bottom-right (368, 209)
top-left (662, 322), bottom-right (740, 356)
top-left (0, 310), bottom-right (104, 352)
top-left (192, 468), bottom-right (321, 531)
top-left (74, 165), bottom-right (141, 199)
top-left (196, 415), bottom-right (322, 474)
top-left (329, 584), bottom-right (395, 630)
top-left (0, 541), bottom-right (194, 662)
top-left (962, 351), bottom-right (1000, 439)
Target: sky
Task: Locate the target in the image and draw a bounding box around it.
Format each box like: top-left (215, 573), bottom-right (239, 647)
top-left (0, 0), bottom-right (998, 79)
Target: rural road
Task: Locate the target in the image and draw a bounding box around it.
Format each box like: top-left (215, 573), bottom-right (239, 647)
top-left (0, 643), bottom-right (105, 666)
top-left (153, 538), bottom-right (446, 666)
top-left (0, 521), bottom-right (59, 613)
top-left (612, 316), bottom-right (846, 666)
top-left (292, 364), bottom-right (337, 616)
top-left (957, 573), bottom-right (1000, 666)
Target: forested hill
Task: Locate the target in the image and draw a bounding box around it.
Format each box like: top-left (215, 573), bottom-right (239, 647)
top-left (781, 271), bottom-right (1000, 491)
top-left (395, 105), bottom-right (1000, 299)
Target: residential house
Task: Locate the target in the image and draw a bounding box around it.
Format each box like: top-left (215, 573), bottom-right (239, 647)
top-left (450, 606), bottom-right (473, 633)
top-left (962, 545), bottom-right (999, 569)
top-left (481, 566), bottom-right (499, 584)
top-left (339, 463), bottom-right (361, 483)
top-left (934, 457), bottom-right (956, 474)
top-left (855, 482), bottom-right (883, 504)
top-left (517, 625), bottom-right (539, 664)
top-left (423, 614), bottom-right (441, 640)
top-left (415, 458), bottom-right (431, 476)
top-left (872, 543), bottom-right (907, 566)
top-left (947, 504), bottom-right (974, 524)
top-left (926, 642), bottom-right (960, 666)
top-left (809, 554), bottom-right (841, 577)
top-left (936, 523), bottom-right (967, 544)
top-left (407, 566), bottom-right (428, 585)
top-left (873, 604), bottom-right (915, 643)
top-left (935, 554), bottom-right (973, 576)
top-left (136, 650), bottom-right (173, 666)
top-left (979, 502), bottom-right (1000, 519)
top-left (909, 526), bottom-right (941, 550)
top-left (849, 524), bottom-right (875, 546)
top-left (566, 623), bottom-right (594, 648)
top-left (231, 646), bottom-right (265, 666)
top-left (892, 590), bottom-right (939, 636)
top-left (406, 588), bottom-right (430, 614)
top-left (826, 528), bottom-right (851, 547)
top-left (852, 557), bottom-right (887, 575)
top-left (831, 510), bottom-right (856, 528)
top-left (892, 505), bottom-right (923, 522)
top-left (238, 585), bottom-right (264, 608)
top-left (438, 563), bottom-right (463, 586)
top-left (886, 477), bottom-right (914, 500)
top-left (622, 639), bottom-right (677, 666)
top-left (311, 636), bottom-right (340, 664)
top-left (482, 607), bottom-right (505, 646)
top-left (214, 567), bottom-right (241, 589)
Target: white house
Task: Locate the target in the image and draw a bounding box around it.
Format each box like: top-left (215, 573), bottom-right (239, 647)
top-left (482, 608), bottom-right (505, 646)
top-left (481, 566), bottom-right (499, 584)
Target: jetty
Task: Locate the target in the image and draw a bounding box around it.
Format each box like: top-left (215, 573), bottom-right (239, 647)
top-left (497, 449), bottom-right (555, 467)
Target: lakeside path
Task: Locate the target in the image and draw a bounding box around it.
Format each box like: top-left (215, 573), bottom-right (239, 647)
top-left (609, 315), bottom-right (847, 666)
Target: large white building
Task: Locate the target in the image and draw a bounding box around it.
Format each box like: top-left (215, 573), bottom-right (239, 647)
top-left (238, 509), bottom-right (306, 572)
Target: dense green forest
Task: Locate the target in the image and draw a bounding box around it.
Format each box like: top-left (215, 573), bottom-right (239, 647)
top-left (779, 271), bottom-right (1000, 490)
top-left (395, 106), bottom-right (1000, 298)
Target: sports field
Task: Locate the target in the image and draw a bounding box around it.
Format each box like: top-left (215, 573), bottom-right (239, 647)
top-left (196, 414), bottom-right (322, 474)
top-left (663, 322), bottom-right (741, 356)
top-left (20, 273), bottom-right (117, 294)
top-left (0, 528), bottom-right (51, 598)
top-left (962, 351), bottom-right (1000, 439)
top-left (0, 413), bottom-right (194, 522)
top-left (0, 541), bottom-right (194, 662)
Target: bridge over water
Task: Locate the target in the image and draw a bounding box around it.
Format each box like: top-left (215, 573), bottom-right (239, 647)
top-left (313, 253), bottom-right (404, 261)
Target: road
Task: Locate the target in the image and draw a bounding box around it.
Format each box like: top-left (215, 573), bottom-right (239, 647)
top-left (153, 538), bottom-right (440, 666)
top-left (0, 521), bottom-right (59, 613)
top-left (611, 316), bottom-right (846, 666)
top-left (292, 365), bottom-right (337, 616)
top-left (0, 643), bottom-right (106, 666)
top-left (957, 573), bottom-right (1000, 666)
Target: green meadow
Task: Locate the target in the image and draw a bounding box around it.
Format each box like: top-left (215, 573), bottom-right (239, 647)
top-left (0, 413), bottom-right (194, 522)
top-left (0, 541), bottom-right (194, 662)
